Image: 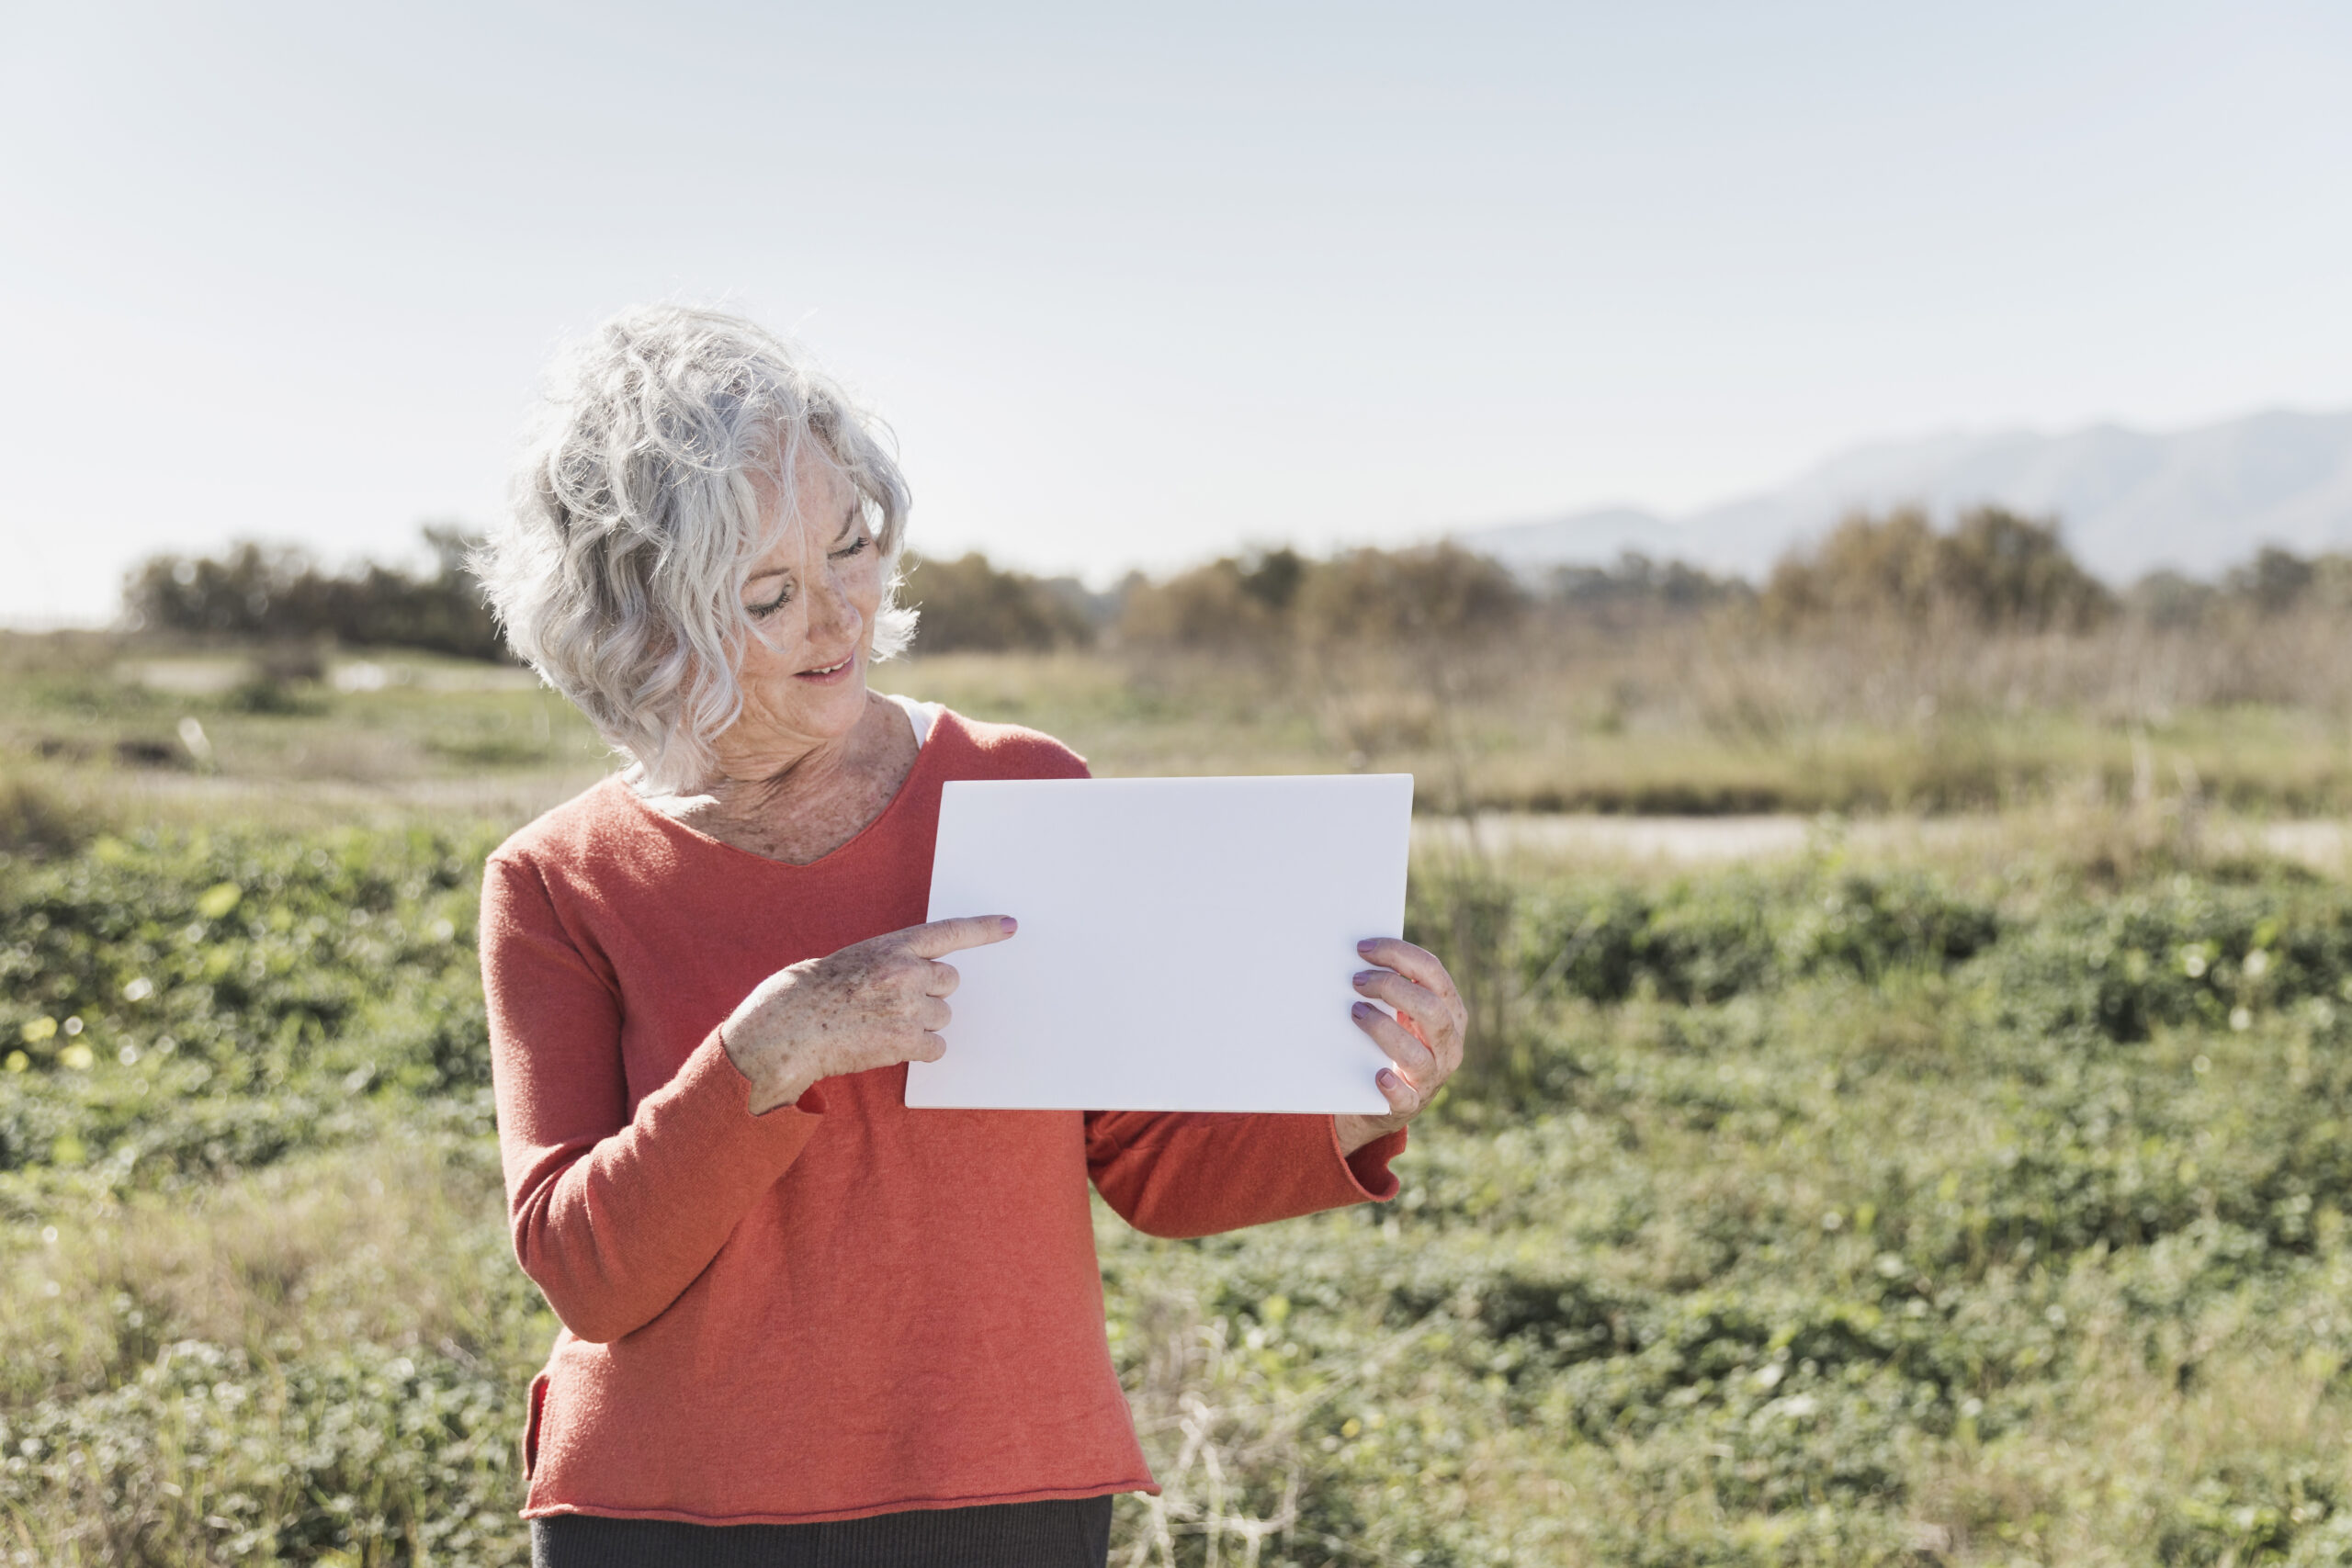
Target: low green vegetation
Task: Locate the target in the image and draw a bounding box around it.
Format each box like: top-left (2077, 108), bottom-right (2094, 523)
top-left (7, 807), bottom-right (2352, 1563)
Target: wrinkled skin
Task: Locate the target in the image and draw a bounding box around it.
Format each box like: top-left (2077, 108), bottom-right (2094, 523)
top-left (729, 915), bottom-right (1016, 1114)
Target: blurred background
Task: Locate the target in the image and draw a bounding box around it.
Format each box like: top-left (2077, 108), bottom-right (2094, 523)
top-left (6, 4), bottom-right (2352, 1564)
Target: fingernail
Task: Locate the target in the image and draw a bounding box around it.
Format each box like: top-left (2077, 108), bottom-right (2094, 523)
top-left (1351, 1001), bottom-right (1373, 1019)
top-left (1353, 970), bottom-right (1378, 987)
top-left (1356, 938), bottom-right (1377, 953)
top-left (1377, 1068), bottom-right (1399, 1089)
top-left (1000, 917), bottom-right (1017, 934)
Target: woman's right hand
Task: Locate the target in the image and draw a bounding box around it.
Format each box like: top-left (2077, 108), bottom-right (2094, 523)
top-left (721, 915), bottom-right (1018, 1113)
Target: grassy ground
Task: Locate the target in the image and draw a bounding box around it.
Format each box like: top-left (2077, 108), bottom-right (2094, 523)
top-left (13, 632), bottom-right (2352, 819)
top-left (8, 637), bottom-right (2352, 1563)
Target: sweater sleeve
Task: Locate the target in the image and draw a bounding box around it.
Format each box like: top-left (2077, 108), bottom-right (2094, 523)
top-left (481, 852), bottom-right (825, 1343)
top-left (1084, 1111), bottom-right (1407, 1239)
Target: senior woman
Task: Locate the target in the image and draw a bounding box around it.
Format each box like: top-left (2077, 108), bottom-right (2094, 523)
top-left (475, 305), bottom-right (1467, 1568)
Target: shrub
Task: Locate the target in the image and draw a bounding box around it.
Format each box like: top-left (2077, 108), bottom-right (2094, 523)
top-left (1763, 506), bottom-right (2112, 634)
top-left (1117, 554), bottom-right (1295, 650)
top-left (123, 526), bottom-right (505, 661)
top-left (0, 773), bottom-right (90, 860)
top-left (901, 551), bottom-right (1099, 652)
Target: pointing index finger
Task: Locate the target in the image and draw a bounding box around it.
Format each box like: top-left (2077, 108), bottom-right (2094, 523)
top-left (901, 915), bottom-right (1019, 959)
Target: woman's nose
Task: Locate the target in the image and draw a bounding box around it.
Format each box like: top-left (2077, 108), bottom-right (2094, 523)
top-left (807, 563), bottom-right (864, 644)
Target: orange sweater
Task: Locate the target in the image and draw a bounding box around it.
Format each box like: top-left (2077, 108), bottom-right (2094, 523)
top-left (481, 710), bottom-right (1406, 1525)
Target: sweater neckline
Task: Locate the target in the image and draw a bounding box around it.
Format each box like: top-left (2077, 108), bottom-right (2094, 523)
top-left (613, 707), bottom-right (960, 873)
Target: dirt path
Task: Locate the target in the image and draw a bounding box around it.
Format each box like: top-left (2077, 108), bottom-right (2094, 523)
top-left (1413, 813), bottom-right (2352, 871)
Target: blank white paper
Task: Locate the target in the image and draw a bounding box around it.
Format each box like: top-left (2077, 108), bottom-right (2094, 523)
top-left (905, 773), bottom-right (1415, 1113)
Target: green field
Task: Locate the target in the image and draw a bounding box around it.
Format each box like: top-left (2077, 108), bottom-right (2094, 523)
top-left (7, 637), bottom-right (2352, 1564)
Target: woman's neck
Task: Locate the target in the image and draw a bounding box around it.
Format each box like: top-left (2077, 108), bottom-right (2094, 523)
top-left (650, 692), bottom-right (921, 865)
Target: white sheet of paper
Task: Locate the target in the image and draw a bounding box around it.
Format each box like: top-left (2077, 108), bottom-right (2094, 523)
top-left (905, 773), bottom-right (1414, 1113)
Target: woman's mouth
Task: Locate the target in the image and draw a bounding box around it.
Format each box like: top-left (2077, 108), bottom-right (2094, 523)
top-left (795, 654), bottom-right (855, 683)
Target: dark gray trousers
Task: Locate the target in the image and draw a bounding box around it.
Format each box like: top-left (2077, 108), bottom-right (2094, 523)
top-left (529, 1496), bottom-right (1114, 1568)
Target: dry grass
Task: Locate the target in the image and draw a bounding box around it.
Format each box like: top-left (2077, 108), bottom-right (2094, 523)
top-left (910, 609), bottom-right (2352, 816)
top-left (2, 1135), bottom-right (543, 1410)
top-left (15, 617), bottom-right (2352, 822)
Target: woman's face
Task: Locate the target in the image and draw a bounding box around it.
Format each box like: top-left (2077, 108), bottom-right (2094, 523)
top-left (718, 455), bottom-right (885, 773)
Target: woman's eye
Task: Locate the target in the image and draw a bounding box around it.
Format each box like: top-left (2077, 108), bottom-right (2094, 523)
top-left (831, 536), bottom-right (872, 560)
top-left (747, 586), bottom-right (792, 619)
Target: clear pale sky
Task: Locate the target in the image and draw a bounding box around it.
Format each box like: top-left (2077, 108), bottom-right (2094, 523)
top-left (4, 1), bottom-right (2348, 626)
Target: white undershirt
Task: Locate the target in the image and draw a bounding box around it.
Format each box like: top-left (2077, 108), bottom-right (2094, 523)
top-left (881, 692), bottom-right (942, 750)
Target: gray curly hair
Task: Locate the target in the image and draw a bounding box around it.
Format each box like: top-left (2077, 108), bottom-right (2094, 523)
top-left (475, 304), bottom-right (915, 794)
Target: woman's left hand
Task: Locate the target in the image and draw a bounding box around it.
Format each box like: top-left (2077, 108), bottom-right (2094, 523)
top-left (1334, 938), bottom-right (1468, 1156)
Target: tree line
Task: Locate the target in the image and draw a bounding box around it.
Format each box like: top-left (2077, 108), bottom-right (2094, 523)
top-left (120, 508), bottom-right (2352, 662)
top-left (122, 527), bottom-right (503, 661)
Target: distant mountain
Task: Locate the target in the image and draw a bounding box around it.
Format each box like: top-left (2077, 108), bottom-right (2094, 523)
top-left (1459, 409), bottom-right (2352, 584)
top-left (1459, 506), bottom-right (1678, 578)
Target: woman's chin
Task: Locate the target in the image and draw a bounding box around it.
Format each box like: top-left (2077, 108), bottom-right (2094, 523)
top-left (759, 669), bottom-right (868, 738)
